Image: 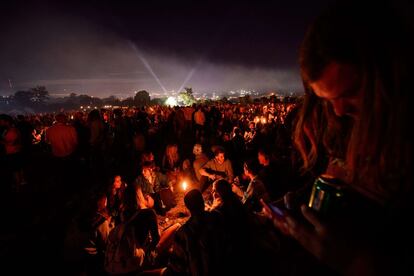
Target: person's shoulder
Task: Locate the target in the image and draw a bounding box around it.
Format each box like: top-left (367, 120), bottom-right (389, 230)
top-left (180, 216), bottom-right (195, 229)
top-left (253, 176), bottom-right (264, 184)
top-left (195, 154), bottom-right (209, 162)
top-left (173, 223), bottom-right (190, 242)
top-left (140, 208), bottom-right (156, 216)
top-left (134, 208), bottom-right (157, 222)
top-left (156, 171), bottom-right (167, 178)
top-left (203, 159), bottom-right (214, 166)
top-left (4, 127), bottom-right (19, 137)
top-left (201, 154), bottom-right (209, 161)
top-left (45, 125), bottom-right (54, 133)
top-left (134, 176), bottom-right (145, 185)
top-left (68, 124), bottom-right (77, 131)
top-left (207, 209), bottom-right (225, 222)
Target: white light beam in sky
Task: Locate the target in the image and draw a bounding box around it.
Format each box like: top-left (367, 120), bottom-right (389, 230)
top-left (129, 41), bottom-right (168, 94)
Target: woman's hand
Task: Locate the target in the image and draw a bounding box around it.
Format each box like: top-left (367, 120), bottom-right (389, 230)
top-left (285, 205), bottom-right (331, 260)
top-left (261, 197), bottom-right (356, 274)
top-left (260, 198), bottom-right (290, 235)
top-left (284, 204), bottom-right (357, 274)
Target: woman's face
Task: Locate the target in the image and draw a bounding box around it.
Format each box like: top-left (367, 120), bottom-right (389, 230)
top-left (309, 62), bottom-right (363, 120)
top-left (142, 167), bottom-right (153, 179)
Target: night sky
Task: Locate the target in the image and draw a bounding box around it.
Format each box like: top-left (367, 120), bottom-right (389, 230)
top-left (0, 0), bottom-right (336, 97)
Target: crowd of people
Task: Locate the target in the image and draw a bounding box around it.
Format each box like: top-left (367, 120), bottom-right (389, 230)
top-left (1, 1), bottom-right (413, 275)
top-left (0, 99), bottom-right (299, 274)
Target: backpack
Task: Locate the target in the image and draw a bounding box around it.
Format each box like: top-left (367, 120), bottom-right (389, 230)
top-left (104, 212), bottom-right (145, 274)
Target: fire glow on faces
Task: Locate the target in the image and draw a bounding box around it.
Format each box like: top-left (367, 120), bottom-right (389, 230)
top-left (215, 153), bottom-right (225, 164)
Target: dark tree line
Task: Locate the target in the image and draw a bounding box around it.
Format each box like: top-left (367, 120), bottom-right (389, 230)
top-left (0, 88), bottom-right (153, 113)
top-left (0, 86), bottom-right (297, 113)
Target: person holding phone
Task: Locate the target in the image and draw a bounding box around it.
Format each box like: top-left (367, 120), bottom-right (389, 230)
top-left (265, 2), bottom-right (414, 275)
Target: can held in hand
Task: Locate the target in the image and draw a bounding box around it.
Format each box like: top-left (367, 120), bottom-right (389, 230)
top-left (308, 174), bottom-right (344, 217)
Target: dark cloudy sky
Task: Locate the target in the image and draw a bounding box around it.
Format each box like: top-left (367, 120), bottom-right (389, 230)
top-left (0, 0), bottom-right (336, 97)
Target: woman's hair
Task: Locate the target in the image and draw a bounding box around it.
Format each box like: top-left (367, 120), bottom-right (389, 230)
top-left (122, 184), bottom-right (146, 218)
top-left (293, 91), bottom-right (348, 172)
top-left (294, 2), bottom-right (414, 199)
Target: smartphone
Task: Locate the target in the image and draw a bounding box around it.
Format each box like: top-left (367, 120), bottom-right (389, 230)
top-left (260, 199), bottom-right (286, 220)
top-left (268, 202), bottom-right (286, 219)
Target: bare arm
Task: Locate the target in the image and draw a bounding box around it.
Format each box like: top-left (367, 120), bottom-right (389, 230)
top-left (199, 161), bottom-right (216, 180)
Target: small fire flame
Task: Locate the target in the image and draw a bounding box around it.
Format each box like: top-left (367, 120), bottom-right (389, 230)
top-left (182, 181), bottom-right (188, 191)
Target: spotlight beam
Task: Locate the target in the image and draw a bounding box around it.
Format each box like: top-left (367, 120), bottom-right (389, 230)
top-left (129, 41), bottom-right (168, 94)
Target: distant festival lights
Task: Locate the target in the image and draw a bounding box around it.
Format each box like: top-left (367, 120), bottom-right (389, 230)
top-left (165, 96), bottom-right (178, 107)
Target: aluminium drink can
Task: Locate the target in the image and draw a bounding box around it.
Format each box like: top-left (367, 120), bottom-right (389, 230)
top-left (308, 174), bottom-right (344, 217)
